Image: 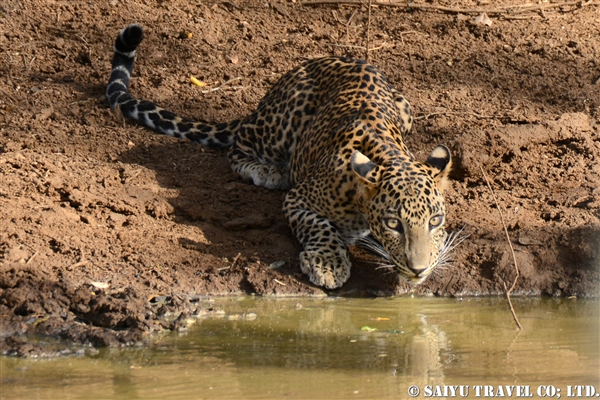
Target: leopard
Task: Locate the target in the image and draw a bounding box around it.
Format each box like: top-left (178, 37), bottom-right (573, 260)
top-left (107, 24), bottom-right (456, 289)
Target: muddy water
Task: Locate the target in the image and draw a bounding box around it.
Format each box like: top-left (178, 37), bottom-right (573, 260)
top-left (2, 297), bottom-right (599, 399)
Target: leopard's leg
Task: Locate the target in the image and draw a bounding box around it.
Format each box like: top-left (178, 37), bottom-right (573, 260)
top-left (228, 145), bottom-right (292, 191)
top-left (283, 187), bottom-right (351, 289)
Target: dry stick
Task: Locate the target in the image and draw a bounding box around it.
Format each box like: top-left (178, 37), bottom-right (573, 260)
top-left (68, 260), bottom-right (88, 270)
top-left (230, 252), bottom-right (242, 269)
top-left (368, 42), bottom-right (391, 52)
top-left (414, 110), bottom-right (494, 121)
top-left (200, 77), bottom-right (243, 94)
top-left (301, 0), bottom-right (599, 16)
top-left (346, 9), bottom-right (357, 43)
top-left (327, 42), bottom-right (391, 52)
top-left (303, 0), bottom-right (504, 13)
top-left (480, 166), bottom-right (523, 330)
top-left (327, 43), bottom-right (366, 50)
top-left (26, 250), bottom-right (39, 265)
top-left (365, 0), bottom-right (372, 62)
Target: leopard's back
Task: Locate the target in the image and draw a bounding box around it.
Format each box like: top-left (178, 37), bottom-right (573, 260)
top-left (285, 57), bottom-right (414, 181)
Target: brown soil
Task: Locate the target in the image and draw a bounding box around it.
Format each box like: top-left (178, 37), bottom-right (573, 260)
top-left (1, 0), bottom-right (599, 356)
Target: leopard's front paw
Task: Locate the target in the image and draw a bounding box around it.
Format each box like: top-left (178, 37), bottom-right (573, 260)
top-left (245, 164), bottom-right (291, 190)
top-left (265, 165), bottom-right (292, 191)
top-left (299, 251), bottom-right (351, 289)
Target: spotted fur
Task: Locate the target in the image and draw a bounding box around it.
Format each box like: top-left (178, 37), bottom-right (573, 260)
top-left (107, 24), bottom-right (454, 289)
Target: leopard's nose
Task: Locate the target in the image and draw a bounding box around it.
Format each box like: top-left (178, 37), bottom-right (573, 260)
top-left (404, 231), bottom-right (431, 278)
top-left (407, 263), bottom-right (428, 277)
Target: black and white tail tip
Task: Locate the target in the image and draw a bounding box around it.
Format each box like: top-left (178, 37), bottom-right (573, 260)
top-left (106, 24), bottom-right (144, 109)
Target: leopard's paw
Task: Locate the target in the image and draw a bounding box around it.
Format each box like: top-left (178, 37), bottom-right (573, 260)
top-left (243, 164), bottom-right (291, 190)
top-left (299, 251), bottom-right (351, 289)
top-left (265, 165), bottom-right (292, 191)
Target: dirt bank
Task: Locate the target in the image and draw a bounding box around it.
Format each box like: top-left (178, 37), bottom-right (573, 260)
top-left (1, 0), bottom-right (599, 356)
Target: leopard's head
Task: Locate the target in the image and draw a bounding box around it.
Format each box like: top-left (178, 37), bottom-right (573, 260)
top-left (351, 145), bottom-right (453, 284)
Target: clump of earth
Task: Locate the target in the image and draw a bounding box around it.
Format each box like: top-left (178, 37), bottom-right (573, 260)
top-left (1, 0), bottom-right (598, 356)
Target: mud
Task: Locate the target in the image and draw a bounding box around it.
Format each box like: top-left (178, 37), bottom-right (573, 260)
top-left (1, 0), bottom-right (599, 356)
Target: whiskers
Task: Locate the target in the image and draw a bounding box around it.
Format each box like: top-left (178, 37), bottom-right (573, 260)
top-left (354, 236), bottom-right (397, 275)
top-left (435, 227), bottom-right (469, 273)
top-left (374, 264), bottom-right (397, 276)
top-left (354, 235), bottom-right (392, 261)
top-left (353, 228), bottom-right (468, 279)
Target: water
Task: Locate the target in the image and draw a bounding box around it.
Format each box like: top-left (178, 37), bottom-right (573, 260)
top-left (1, 297), bottom-right (599, 399)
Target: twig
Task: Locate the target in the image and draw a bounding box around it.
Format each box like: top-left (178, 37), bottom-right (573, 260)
top-left (502, 14), bottom-right (539, 20)
top-left (326, 43), bottom-right (368, 50)
top-left (274, 279), bottom-right (287, 286)
top-left (480, 166), bottom-right (522, 330)
top-left (302, 0), bottom-right (504, 13)
top-left (301, 0), bottom-right (600, 17)
top-left (230, 252), bottom-right (242, 269)
top-left (68, 260), bottom-right (88, 270)
top-left (21, 54), bottom-right (28, 70)
top-left (326, 41), bottom-right (391, 52)
top-left (414, 110), bottom-right (494, 120)
top-left (502, 281), bottom-right (522, 329)
top-left (368, 42), bottom-right (391, 52)
top-left (26, 250), bottom-right (39, 265)
top-left (346, 9), bottom-right (357, 43)
top-left (200, 77), bottom-right (243, 94)
top-left (398, 30), bottom-right (429, 45)
top-left (366, 0), bottom-right (372, 62)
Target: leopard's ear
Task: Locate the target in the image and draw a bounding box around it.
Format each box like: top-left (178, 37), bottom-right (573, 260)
top-left (351, 150), bottom-right (381, 185)
top-left (425, 145), bottom-right (452, 191)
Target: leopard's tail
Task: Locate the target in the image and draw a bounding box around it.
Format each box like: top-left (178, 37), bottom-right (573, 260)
top-left (106, 24), bottom-right (236, 148)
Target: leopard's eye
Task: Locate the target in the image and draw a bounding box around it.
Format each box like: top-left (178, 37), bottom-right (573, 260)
top-left (429, 215), bottom-right (444, 229)
top-left (385, 218), bottom-right (403, 233)
top-left (386, 218), bottom-right (399, 229)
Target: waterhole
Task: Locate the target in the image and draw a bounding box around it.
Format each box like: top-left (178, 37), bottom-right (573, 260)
top-left (2, 297), bottom-right (598, 399)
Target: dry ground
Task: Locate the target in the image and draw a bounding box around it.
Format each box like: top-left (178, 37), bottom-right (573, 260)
top-left (1, 0), bottom-right (599, 355)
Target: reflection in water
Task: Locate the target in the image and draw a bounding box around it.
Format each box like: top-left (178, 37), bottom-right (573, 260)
top-left (1, 297), bottom-right (599, 399)
top-left (409, 314), bottom-right (447, 386)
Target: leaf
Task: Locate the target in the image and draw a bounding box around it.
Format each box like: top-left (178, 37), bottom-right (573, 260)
top-left (361, 326), bottom-right (377, 332)
top-left (90, 281), bottom-right (109, 289)
top-left (474, 12), bottom-right (492, 26)
top-left (268, 260), bottom-right (285, 270)
top-left (190, 76), bottom-right (206, 87)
